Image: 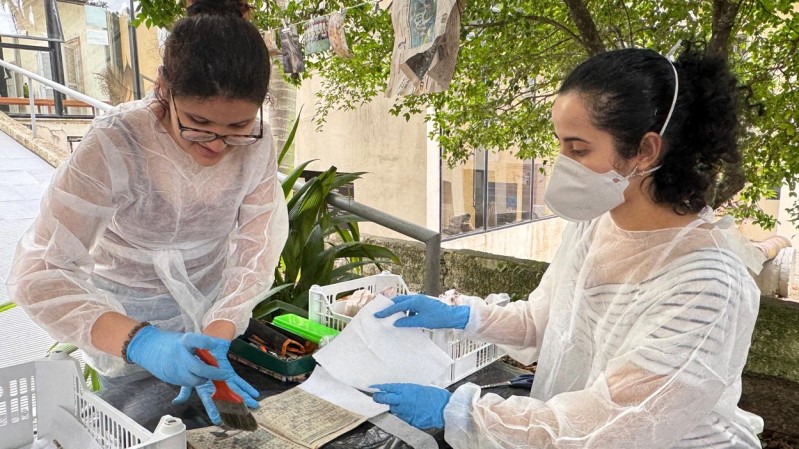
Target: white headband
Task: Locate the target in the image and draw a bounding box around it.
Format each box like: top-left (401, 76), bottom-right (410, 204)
top-left (659, 41), bottom-right (682, 136)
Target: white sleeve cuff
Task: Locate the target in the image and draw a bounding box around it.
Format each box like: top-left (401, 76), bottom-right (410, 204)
top-left (460, 296), bottom-right (485, 335)
top-left (443, 383), bottom-right (481, 447)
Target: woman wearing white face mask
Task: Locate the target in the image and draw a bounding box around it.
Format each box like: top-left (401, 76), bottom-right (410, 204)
top-left (371, 41), bottom-right (766, 448)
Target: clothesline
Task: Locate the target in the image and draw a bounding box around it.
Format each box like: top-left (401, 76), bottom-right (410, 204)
top-left (275, 0), bottom-right (382, 30)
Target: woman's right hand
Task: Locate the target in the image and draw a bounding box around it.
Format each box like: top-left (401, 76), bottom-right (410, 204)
top-left (125, 326), bottom-right (228, 386)
top-left (373, 294), bottom-right (471, 330)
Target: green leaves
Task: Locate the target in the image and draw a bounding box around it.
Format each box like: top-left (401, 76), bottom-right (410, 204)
top-left (131, 0), bottom-right (184, 28)
top-left (261, 113), bottom-right (399, 309)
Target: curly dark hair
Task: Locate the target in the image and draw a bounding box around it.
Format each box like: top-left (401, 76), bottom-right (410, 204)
top-left (154, 0), bottom-right (269, 110)
top-left (558, 41), bottom-right (742, 214)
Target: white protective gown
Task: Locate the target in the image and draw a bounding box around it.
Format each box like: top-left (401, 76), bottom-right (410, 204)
top-left (7, 98), bottom-right (289, 377)
top-left (445, 214), bottom-right (765, 449)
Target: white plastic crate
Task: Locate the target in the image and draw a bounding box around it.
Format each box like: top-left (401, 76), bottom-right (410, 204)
top-left (0, 355), bottom-right (185, 449)
top-left (309, 271), bottom-right (508, 386)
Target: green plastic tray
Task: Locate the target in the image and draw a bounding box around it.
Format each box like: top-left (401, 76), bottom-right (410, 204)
top-left (230, 337), bottom-right (316, 377)
top-left (272, 313), bottom-right (340, 344)
top-left (229, 301), bottom-right (317, 378)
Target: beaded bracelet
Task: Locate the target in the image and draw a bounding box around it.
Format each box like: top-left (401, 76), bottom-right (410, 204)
top-left (121, 321), bottom-right (151, 364)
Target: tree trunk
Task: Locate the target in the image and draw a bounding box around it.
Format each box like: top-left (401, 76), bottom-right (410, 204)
top-left (707, 0), bottom-right (744, 207)
top-left (713, 160), bottom-right (747, 209)
top-left (708, 0), bottom-right (741, 60)
top-left (266, 0), bottom-right (298, 173)
top-left (267, 61), bottom-right (298, 172)
top-left (562, 0), bottom-right (606, 55)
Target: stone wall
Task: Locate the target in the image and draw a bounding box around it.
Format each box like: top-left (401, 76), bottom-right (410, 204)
top-left (0, 112), bottom-right (68, 167)
top-left (364, 237), bottom-right (549, 301)
top-left (746, 296), bottom-right (799, 383)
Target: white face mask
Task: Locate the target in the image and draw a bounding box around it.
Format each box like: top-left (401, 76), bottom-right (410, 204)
top-left (544, 154), bottom-right (660, 222)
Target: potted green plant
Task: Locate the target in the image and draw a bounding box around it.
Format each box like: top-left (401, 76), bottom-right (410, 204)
top-left (252, 114), bottom-right (398, 317)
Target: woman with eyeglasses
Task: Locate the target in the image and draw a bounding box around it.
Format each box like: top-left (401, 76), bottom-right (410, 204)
top-left (6, 0), bottom-right (287, 426)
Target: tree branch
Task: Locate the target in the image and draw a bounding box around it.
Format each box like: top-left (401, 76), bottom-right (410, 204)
top-left (562, 0), bottom-right (606, 55)
top-left (618, 0), bottom-right (634, 47)
top-left (465, 14), bottom-right (584, 48)
top-left (519, 14), bottom-right (584, 46)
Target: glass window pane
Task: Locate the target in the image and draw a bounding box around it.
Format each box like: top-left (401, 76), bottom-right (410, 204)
top-left (441, 151), bottom-right (483, 238)
top-left (57, 1), bottom-right (136, 105)
top-left (532, 159), bottom-right (554, 218)
top-left (486, 152), bottom-right (531, 229)
top-left (0, 48), bottom-right (58, 115)
top-left (0, 0), bottom-right (53, 40)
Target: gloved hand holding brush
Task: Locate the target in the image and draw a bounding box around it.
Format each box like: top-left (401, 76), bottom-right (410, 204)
top-left (175, 348), bottom-right (259, 430)
top-left (125, 324), bottom-right (259, 428)
top-left (171, 341), bottom-right (260, 427)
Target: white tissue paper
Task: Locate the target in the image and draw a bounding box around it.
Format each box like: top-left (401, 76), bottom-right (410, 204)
top-left (299, 366), bottom-right (389, 418)
top-left (313, 295), bottom-right (452, 391)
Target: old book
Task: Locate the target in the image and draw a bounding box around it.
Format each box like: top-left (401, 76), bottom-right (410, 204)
top-left (187, 387), bottom-right (366, 449)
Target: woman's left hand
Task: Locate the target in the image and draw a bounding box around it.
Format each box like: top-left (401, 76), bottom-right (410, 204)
top-left (370, 383), bottom-right (452, 429)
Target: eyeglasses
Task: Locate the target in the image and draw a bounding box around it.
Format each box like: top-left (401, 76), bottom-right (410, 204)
top-left (170, 92), bottom-right (263, 146)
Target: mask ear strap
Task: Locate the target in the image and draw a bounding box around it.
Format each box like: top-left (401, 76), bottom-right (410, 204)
top-left (659, 40), bottom-right (682, 136)
top-left (627, 164), bottom-right (663, 179)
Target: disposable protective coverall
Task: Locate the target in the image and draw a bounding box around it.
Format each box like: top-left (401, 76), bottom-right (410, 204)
top-left (445, 214), bottom-right (765, 448)
top-left (7, 98), bottom-right (289, 377)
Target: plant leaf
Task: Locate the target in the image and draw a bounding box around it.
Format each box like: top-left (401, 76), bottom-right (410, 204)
top-left (278, 106), bottom-right (303, 167)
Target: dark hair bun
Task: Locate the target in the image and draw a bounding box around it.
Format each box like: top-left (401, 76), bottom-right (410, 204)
top-left (187, 0), bottom-right (251, 19)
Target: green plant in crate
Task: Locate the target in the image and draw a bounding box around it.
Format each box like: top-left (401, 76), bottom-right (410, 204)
top-left (253, 114), bottom-right (399, 315)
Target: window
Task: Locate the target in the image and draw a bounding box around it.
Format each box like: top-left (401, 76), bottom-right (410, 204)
top-left (35, 51), bottom-right (54, 99)
top-left (63, 38), bottom-right (83, 91)
top-left (441, 150), bottom-right (552, 239)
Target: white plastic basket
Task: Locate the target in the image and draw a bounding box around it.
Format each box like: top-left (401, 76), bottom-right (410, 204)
top-left (0, 356), bottom-right (185, 449)
top-left (309, 271), bottom-right (508, 386)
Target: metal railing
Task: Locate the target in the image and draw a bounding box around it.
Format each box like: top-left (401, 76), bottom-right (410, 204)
top-left (326, 193), bottom-right (441, 295)
top-left (0, 60), bottom-right (442, 295)
top-left (283, 175), bottom-right (441, 295)
top-left (0, 59), bottom-right (111, 137)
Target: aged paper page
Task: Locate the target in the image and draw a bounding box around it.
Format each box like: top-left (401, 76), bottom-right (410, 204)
top-left (255, 387), bottom-right (366, 448)
top-left (187, 426), bottom-right (305, 449)
top-left (386, 0), bottom-right (464, 96)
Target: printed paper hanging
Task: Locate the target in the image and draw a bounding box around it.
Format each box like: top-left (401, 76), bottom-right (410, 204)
top-left (327, 10), bottom-right (352, 58)
top-left (386, 0), bottom-right (465, 96)
top-left (302, 16), bottom-right (331, 55)
top-left (280, 26), bottom-right (305, 78)
top-left (262, 29), bottom-right (281, 57)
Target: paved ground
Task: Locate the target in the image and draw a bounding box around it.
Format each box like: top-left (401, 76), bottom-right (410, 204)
top-left (0, 131), bottom-right (72, 368)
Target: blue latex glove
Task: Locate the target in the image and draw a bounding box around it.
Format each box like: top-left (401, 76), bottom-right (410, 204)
top-left (370, 383), bottom-right (452, 429)
top-left (171, 340), bottom-right (260, 425)
top-left (126, 326), bottom-right (228, 387)
top-left (373, 294), bottom-right (470, 329)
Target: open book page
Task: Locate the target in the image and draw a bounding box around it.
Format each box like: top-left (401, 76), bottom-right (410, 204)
top-left (187, 425), bottom-right (305, 449)
top-left (186, 387), bottom-right (366, 449)
top-left (254, 387), bottom-right (367, 448)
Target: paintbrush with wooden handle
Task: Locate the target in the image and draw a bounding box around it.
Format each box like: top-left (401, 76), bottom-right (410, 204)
top-left (195, 349), bottom-right (258, 431)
